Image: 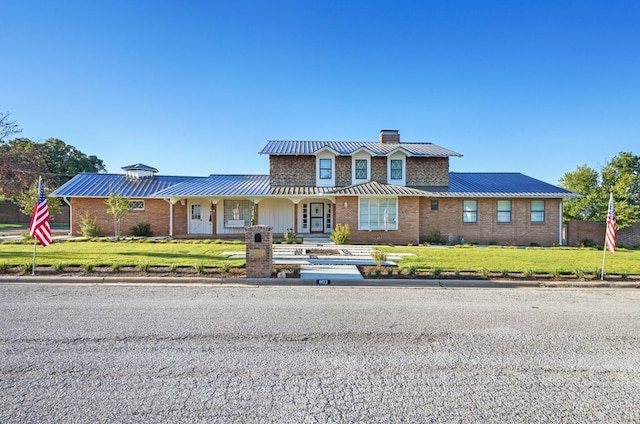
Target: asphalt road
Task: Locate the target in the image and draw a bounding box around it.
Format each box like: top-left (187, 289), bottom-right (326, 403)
top-left (1, 284), bottom-right (639, 423)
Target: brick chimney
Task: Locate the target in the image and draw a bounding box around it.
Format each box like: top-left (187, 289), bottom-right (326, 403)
top-left (379, 129), bottom-right (400, 143)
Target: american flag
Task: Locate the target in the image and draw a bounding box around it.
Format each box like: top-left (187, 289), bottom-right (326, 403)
top-left (29, 177), bottom-right (52, 246)
top-left (604, 192), bottom-right (616, 254)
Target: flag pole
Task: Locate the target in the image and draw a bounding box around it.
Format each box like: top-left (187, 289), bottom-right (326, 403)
top-left (32, 238), bottom-right (37, 275)
top-left (600, 238), bottom-right (606, 280)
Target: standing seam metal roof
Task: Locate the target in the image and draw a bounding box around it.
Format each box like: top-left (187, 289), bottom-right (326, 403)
top-left (259, 140), bottom-right (462, 157)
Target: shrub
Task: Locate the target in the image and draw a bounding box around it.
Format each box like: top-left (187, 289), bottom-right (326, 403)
top-left (82, 263), bottom-right (93, 273)
top-left (168, 263), bottom-right (178, 273)
top-left (0, 263), bottom-right (8, 273)
top-left (406, 265), bottom-right (418, 276)
top-left (424, 230), bottom-right (445, 245)
top-left (54, 262), bottom-right (66, 272)
top-left (220, 261), bottom-right (231, 274)
top-left (524, 268), bottom-right (534, 278)
top-left (573, 269), bottom-right (585, 280)
top-left (110, 263), bottom-right (121, 272)
top-left (20, 262), bottom-right (32, 274)
top-left (194, 263), bottom-right (205, 275)
top-left (479, 267), bottom-right (490, 277)
top-left (370, 249), bottom-right (387, 266)
top-left (386, 267), bottom-right (394, 276)
top-left (130, 222), bottom-right (153, 237)
top-left (79, 212), bottom-right (101, 238)
top-left (432, 267), bottom-right (442, 278)
top-left (137, 262), bottom-right (149, 273)
top-left (284, 228), bottom-right (296, 244)
top-left (501, 268), bottom-right (510, 278)
top-left (330, 223), bottom-right (350, 245)
top-left (579, 238), bottom-right (596, 248)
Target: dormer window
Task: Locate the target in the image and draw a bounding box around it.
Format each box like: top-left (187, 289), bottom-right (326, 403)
top-left (390, 160), bottom-right (403, 180)
top-left (319, 159), bottom-right (332, 179)
top-left (355, 159), bottom-right (367, 179)
top-left (316, 152), bottom-right (336, 187)
top-left (387, 153), bottom-right (406, 185)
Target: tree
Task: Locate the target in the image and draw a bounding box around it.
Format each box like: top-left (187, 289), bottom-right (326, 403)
top-left (105, 193), bottom-right (131, 238)
top-left (0, 137), bottom-right (106, 198)
top-left (41, 138), bottom-right (106, 187)
top-left (560, 152), bottom-right (640, 228)
top-left (0, 138), bottom-right (48, 198)
top-left (16, 179), bottom-right (62, 217)
top-left (0, 111), bottom-right (22, 143)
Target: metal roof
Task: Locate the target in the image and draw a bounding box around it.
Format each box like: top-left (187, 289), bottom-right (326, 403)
top-left (153, 175), bottom-right (271, 197)
top-left (429, 173), bottom-right (579, 198)
top-left (51, 173), bottom-right (195, 198)
top-left (52, 172), bottom-right (576, 199)
top-left (329, 181), bottom-right (429, 196)
top-left (259, 140), bottom-right (462, 157)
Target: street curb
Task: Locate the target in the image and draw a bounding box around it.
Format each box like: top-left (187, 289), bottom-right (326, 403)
top-left (0, 275), bottom-right (638, 289)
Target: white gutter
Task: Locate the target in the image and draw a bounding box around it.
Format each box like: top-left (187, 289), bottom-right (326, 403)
top-left (559, 201), bottom-right (563, 246)
top-left (62, 197), bottom-right (72, 235)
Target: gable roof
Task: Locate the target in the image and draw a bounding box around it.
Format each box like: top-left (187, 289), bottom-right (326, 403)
top-left (259, 140), bottom-right (462, 158)
top-left (51, 172), bottom-right (575, 199)
top-left (153, 175), bottom-right (270, 197)
top-left (50, 173), bottom-right (194, 198)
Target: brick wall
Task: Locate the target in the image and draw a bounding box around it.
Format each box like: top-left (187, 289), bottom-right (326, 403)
top-left (566, 220), bottom-right (640, 248)
top-left (245, 226), bottom-right (273, 278)
top-left (371, 157), bottom-right (388, 183)
top-left (0, 203), bottom-right (70, 224)
top-left (335, 156), bottom-right (351, 187)
top-left (270, 156), bottom-right (315, 186)
top-left (419, 198), bottom-right (563, 246)
top-left (406, 157), bottom-right (449, 186)
top-left (336, 196), bottom-right (422, 245)
top-left (70, 198), bottom-right (179, 237)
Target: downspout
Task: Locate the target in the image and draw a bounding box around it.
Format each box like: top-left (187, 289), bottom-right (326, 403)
top-left (62, 197), bottom-right (72, 235)
top-left (163, 198), bottom-right (174, 238)
top-left (558, 200), bottom-right (563, 246)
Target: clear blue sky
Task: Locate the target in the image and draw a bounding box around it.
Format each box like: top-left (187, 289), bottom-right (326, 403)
top-left (2, 0), bottom-right (639, 185)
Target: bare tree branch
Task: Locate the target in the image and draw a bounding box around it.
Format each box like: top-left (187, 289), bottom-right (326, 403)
top-left (0, 111), bottom-right (22, 143)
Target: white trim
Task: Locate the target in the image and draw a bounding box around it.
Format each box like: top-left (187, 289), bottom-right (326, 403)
top-left (316, 151), bottom-right (335, 187)
top-left (387, 152), bottom-right (406, 186)
top-left (352, 151), bottom-right (371, 184)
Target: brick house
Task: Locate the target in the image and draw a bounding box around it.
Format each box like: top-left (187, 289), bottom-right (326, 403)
top-left (52, 130), bottom-right (577, 245)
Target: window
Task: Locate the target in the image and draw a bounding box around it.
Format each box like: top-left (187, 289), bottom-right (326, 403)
top-left (531, 200), bottom-right (545, 222)
top-left (223, 200), bottom-right (253, 227)
top-left (359, 198), bottom-right (398, 230)
top-left (355, 159), bottom-right (368, 180)
top-left (431, 199), bottom-right (439, 211)
top-left (390, 159), bottom-right (403, 180)
top-left (497, 200), bottom-right (512, 223)
top-left (463, 200), bottom-right (477, 223)
top-left (129, 200), bottom-right (144, 211)
top-left (319, 159), bottom-right (332, 179)
top-left (191, 204), bottom-right (201, 220)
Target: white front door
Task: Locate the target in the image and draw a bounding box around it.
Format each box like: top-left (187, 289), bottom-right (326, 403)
top-left (188, 201), bottom-right (212, 234)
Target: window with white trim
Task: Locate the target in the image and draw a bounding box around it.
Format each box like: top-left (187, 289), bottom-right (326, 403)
top-left (390, 159), bottom-right (403, 180)
top-left (355, 159), bottom-right (368, 180)
top-left (129, 200), bottom-right (145, 211)
top-left (359, 198), bottom-right (398, 230)
top-left (223, 200), bottom-right (253, 227)
top-left (319, 159), bottom-right (332, 179)
top-left (497, 200), bottom-right (512, 223)
top-left (531, 200), bottom-right (545, 222)
top-left (463, 200), bottom-right (477, 223)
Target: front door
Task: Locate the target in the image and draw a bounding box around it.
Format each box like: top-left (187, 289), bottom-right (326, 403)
top-left (188, 201), bottom-right (212, 234)
top-left (310, 202), bottom-right (324, 233)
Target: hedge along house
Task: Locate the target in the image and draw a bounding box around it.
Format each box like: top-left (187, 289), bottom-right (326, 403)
top-left (52, 130), bottom-right (577, 245)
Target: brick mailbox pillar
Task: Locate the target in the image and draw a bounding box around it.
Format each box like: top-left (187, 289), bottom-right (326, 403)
top-left (245, 225), bottom-right (273, 278)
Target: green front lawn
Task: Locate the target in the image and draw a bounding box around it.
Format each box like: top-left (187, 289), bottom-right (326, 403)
top-left (377, 245), bottom-right (640, 276)
top-left (0, 239), bottom-right (246, 269)
top-left (0, 238), bottom-right (638, 277)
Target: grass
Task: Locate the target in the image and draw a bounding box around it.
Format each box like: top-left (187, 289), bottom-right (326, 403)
top-left (0, 239), bottom-right (245, 269)
top-left (377, 245), bottom-right (640, 276)
top-left (0, 238), bottom-right (639, 277)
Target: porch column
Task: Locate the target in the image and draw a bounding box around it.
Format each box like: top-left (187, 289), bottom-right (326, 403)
top-left (293, 203), bottom-right (298, 234)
